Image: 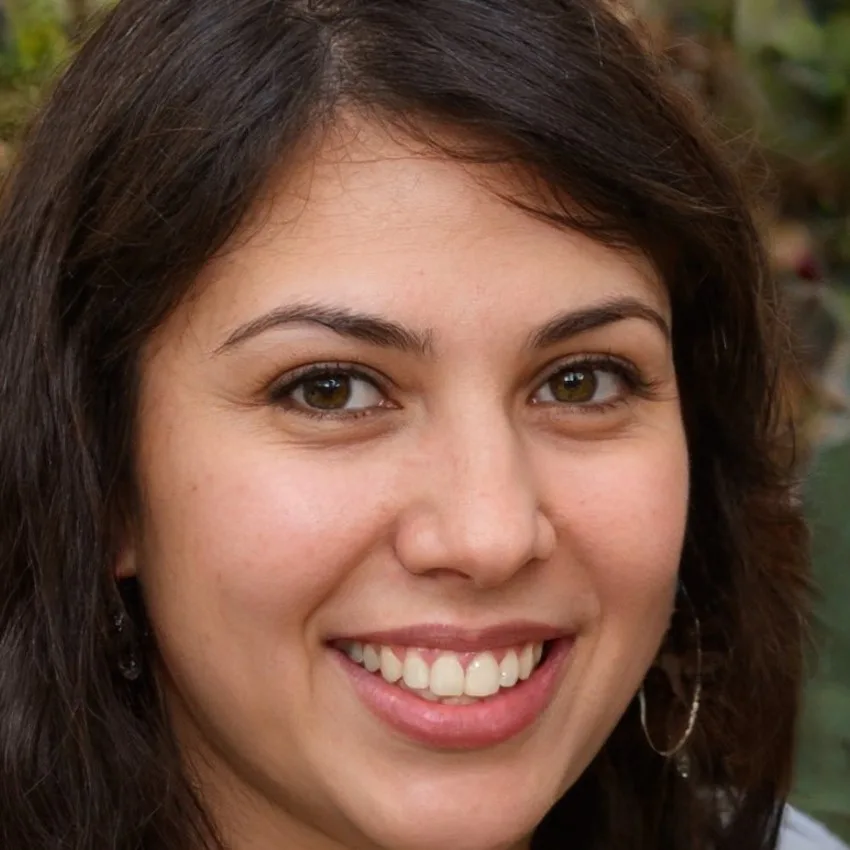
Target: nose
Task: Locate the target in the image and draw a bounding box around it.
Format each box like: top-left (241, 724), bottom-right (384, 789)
top-left (393, 415), bottom-right (556, 589)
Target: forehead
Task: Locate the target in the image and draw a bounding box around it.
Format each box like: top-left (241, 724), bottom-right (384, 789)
top-left (175, 118), bottom-right (669, 349)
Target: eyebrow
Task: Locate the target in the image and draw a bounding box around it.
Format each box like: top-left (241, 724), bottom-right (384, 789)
top-left (214, 296), bottom-right (669, 356)
top-left (526, 297), bottom-right (670, 349)
top-left (215, 302), bottom-right (434, 356)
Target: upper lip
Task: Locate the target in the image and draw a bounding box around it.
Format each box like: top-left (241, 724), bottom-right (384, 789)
top-left (329, 621), bottom-right (571, 652)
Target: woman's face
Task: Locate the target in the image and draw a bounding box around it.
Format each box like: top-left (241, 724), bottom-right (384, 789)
top-left (128, 121), bottom-right (689, 850)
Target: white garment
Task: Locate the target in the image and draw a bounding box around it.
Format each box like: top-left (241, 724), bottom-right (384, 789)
top-left (778, 807), bottom-right (849, 850)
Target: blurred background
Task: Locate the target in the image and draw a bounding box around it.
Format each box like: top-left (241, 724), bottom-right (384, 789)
top-left (0, 0), bottom-right (847, 840)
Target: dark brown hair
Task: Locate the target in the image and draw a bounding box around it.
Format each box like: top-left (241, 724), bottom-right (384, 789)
top-left (0, 1), bottom-right (809, 849)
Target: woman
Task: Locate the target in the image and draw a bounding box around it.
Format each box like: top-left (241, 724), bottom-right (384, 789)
top-left (0, 1), bottom-right (836, 849)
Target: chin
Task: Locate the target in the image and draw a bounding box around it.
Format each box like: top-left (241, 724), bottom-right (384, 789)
top-left (364, 811), bottom-right (539, 850)
top-left (337, 777), bottom-right (558, 850)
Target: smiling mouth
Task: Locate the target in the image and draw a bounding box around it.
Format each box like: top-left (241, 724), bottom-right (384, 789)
top-left (333, 640), bottom-right (550, 704)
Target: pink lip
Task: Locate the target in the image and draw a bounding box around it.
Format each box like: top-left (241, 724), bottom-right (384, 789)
top-left (333, 636), bottom-right (573, 750)
top-left (332, 621), bottom-right (567, 651)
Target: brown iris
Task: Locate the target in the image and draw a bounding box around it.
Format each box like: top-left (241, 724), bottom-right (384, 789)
top-left (547, 369), bottom-right (597, 403)
top-left (300, 374), bottom-right (352, 410)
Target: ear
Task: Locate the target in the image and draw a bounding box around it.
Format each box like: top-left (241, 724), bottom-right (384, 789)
top-left (113, 523), bottom-right (139, 579)
top-left (114, 543), bottom-right (137, 579)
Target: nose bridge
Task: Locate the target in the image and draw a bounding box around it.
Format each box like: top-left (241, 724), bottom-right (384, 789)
top-left (400, 404), bottom-right (551, 585)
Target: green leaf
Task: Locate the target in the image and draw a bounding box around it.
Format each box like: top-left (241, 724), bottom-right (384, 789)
top-left (734, 0), bottom-right (824, 60)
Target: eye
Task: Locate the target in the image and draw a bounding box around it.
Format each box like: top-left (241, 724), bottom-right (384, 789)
top-left (532, 362), bottom-right (627, 407)
top-left (273, 367), bottom-right (388, 417)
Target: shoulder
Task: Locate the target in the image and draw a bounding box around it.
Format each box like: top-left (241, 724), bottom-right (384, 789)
top-left (778, 807), bottom-right (849, 850)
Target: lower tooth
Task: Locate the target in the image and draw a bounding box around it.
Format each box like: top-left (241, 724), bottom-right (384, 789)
top-left (440, 695), bottom-right (478, 706)
top-left (414, 687), bottom-right (439, 701)
top-left (400, 681), bottom-right (474, 704)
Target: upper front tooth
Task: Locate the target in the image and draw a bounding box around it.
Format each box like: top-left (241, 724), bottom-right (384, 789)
top-left (355, 641), bottom-right (543, 695)
top-left (402, 651), bottom-right (430, 690)
top-left (430, 653), bottom-right (465, 697)
top-left (499, 650), bottom-right (520, 687)
top-left (465, 651), bottom-right (500, 697)
top-left (518, 644), bottom-right (535, 680)
top-left (363, 644), bottom-right (381, 673)
top-left (380, 647), bottom-right (403, 683)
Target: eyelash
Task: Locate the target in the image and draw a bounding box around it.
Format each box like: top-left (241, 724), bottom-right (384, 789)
top-left (268, 362), bottom-right (389, 421)
top-left (267, 355), bottom-right (657, 421)
top-left (534, 354), bottom-right (656, 414)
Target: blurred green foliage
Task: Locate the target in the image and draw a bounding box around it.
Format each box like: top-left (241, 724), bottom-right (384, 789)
top-left (0, 0), bottom-right (69, 84)
top-left (651, 0), bottom-right (850, 267)
top-left (735, 0), bottom-right (850, 265)
top-left (0, 0), bottom-right (70, 140)
top-left (799, 428), bottom-right (850, 842)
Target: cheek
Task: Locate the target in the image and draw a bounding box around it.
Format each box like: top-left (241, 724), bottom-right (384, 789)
top-left (135, 431), bottom-right (400, 656)
top-left (546, 432), bottom-right (689, 632)
top-left (536, 432), bottom-right (688, 770)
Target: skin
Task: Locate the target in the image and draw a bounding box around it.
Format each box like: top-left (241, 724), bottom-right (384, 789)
top-left (123, 119), bottom-right (689, 850)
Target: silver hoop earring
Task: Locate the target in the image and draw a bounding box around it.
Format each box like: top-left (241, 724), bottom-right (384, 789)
top-left (638, 584), bottom-right (702, 779)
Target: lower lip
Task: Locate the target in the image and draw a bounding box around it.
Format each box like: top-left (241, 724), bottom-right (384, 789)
top-left (333, 639), bottom-right (573, 750)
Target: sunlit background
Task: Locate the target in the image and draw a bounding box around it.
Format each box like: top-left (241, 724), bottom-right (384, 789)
top-left (0, 0), bottom-right (847, 840)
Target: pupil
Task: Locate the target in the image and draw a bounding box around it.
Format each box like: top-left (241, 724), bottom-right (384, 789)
top-left (303, 375), bottom-right (351, 409)
top-left (551, 370), bottom-right (596, 403)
